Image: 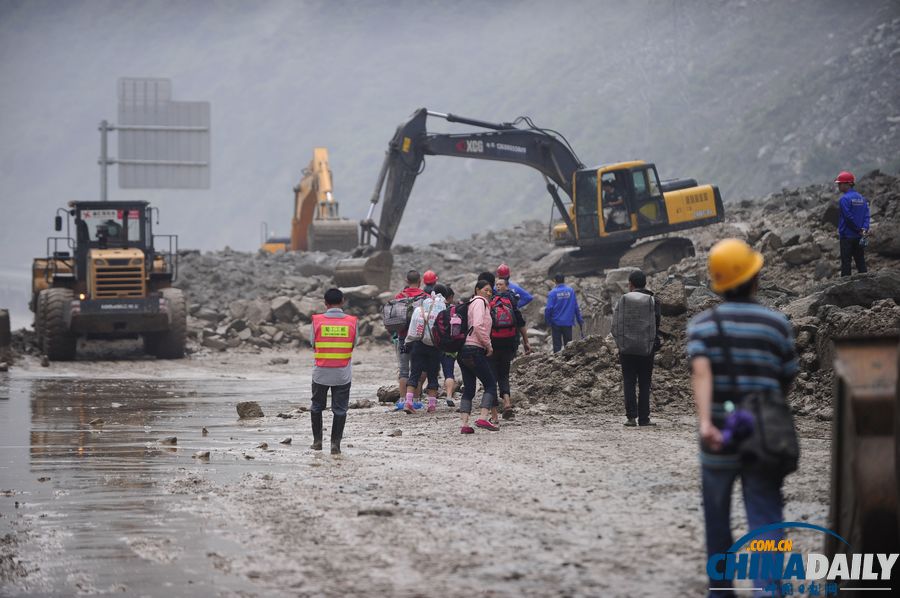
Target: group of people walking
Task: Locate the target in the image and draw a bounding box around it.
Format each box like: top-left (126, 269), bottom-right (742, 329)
top-left (394, 265), bottom-right (534, 433)
top-left (305, 170), bottom-right (870, 597)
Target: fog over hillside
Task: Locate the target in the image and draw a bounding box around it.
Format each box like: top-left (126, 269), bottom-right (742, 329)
top-left (1, 0), bottom-right (899, 328)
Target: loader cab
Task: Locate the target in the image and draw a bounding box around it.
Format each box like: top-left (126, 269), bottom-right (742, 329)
top-left (70, 201), bottom-right (152, 282)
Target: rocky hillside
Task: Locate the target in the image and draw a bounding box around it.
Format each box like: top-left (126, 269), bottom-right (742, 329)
top-left (6, 171), bottom-right (900, 428)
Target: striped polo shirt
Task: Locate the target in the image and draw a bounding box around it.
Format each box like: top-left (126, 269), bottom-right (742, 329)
top-left (686, 299), bottom-right (798, 467)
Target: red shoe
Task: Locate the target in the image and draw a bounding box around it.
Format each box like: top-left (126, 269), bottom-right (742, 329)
top-left (475, 419), bottom-right (499, 432)
top-left (460, 426), bottom-right (475, 434)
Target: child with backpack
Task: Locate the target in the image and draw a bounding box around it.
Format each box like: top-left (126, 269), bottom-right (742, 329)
top-left (491, 277), bottom-right (532, 421)
top-left (402, 284), bottom-right (450, 413)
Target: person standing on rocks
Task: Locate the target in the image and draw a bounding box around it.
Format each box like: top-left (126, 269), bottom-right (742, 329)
top-left (611, 270), bottom-right (661, 427)
top-left (496, 263), bottom-right (533, 308)
top-left (491, 277), bottom-right (532, 421)
top-left (687, 239), bottom-right (798, 596)
top-left (309, 288), bottom-right (359, 455)
top-left (458, 280), bottom-right (500, 433)
top-left (835, 170), bottom-right (870, 276)
top-left (394, 270), bottom-right (428, 401)
top-left (545, 274), bottom-right (583, 353)
top-left (403, 284), bottom-right (450, 414)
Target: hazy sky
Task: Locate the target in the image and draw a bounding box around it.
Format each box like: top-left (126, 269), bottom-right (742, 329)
top-left (1, 0), bottom-right (897, 327)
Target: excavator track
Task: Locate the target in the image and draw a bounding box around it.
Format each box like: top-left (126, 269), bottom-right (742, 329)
top-left (617, 237), bottom-right (695, 274)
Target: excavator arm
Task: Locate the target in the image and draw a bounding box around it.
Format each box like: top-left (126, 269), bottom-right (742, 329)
top-left (361, 108), bottom-right (583, 250)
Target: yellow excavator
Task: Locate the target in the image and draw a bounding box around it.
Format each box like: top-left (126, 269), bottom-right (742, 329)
top-left (261, 148), bottom-right (359, 253)
top-left (334, 108), bottom-right (725, 289)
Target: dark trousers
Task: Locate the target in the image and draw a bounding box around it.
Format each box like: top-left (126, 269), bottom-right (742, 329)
top-left (702, 465), bottom-right (785, 597)
top-left (311, 381), bottom-right (351, 416)
top-left (551, 325), bottom-right (573, 353)
top-left (490, 347), bottom-right (516, 396)
top-left (620, 353), bottom-right (653, 424)
top-left (441, 353), bottom-right (456, 380)
top-left (839, 236), bottom-right (867, 276)
top-left (457, 345), bottom-right (497, 413)
top-left (407, 341), bottom-right (441, 391)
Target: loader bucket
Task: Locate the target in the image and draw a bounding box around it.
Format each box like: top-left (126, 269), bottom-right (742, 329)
top-left (307, 220), bottom-right (360, 252)
top-left (827, 336), bottom-right (899, 561)
top-left (333, 250), bottom-right (393, 291)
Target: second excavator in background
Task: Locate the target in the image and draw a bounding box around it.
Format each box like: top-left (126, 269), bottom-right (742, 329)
top-left (334, 108), bottom-right (725, 289)
top-left (261, 147), bottom-right (359, 253)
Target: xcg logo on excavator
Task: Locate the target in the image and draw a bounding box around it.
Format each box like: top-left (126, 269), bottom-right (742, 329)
top-left (455, 139), bottom-right (484, 154)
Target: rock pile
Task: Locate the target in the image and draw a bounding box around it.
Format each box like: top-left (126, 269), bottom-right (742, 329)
top-left (512, 171), bottom-right (900, 422)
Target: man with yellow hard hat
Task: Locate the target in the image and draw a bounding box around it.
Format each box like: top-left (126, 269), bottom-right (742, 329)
top-left (686, 239), bottom-right (799, 597)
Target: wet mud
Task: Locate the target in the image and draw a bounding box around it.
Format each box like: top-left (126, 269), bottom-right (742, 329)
top-left (1, 346), bottom-right (831, 597)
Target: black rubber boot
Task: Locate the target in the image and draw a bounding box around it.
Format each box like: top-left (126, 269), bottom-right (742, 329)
top-left (330, 414), bottom-right (347, 455)
top-left (310, 411), bottom-right (323, 450)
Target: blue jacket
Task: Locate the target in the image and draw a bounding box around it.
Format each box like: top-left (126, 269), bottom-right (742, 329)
top-left (838, 190), bottom-right (870, 239)
top-left (545, 284), bottom-right (583, 327)
top-left (508, 281), bottom-right (533, 308)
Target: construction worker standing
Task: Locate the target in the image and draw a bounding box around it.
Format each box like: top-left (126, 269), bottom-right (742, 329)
top-left (310, 288), bottom-right (359, 455)
top-left (545, 273), bottom-right (583, 353)
top-left (612, 270), bottom-right (661, 427)
top-left (835, 170), bottom-right (870, 276)
top-left (687, 239), bottom-right (798, 597)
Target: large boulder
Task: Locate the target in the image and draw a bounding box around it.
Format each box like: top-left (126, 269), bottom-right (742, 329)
top-left (782, 243), bottom-right (821, 266)
top-left (243, 299), bottom-right (273, 325)
top-left (813, 270), bottom-right (900, 310)
top-left (655, 277), bottom-right (687, 316)
top-left (271, 296), bottom-right (298, 323)
top-left (340, 285), bottom-right (381, 301)
top-left (869, 218), bottom-right (900, 257)
top-left (291, 297), bottom-right (321, 322)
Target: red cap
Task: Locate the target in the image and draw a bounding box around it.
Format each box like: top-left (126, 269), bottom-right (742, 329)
top-left (496, 263), bottom-right (510, 278)
top-left (834, 171), bottom-right (855, 185)
top-left (423, 270), bottom-right (438, 285)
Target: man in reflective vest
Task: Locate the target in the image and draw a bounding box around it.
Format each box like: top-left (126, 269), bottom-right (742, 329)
top-left (310, 288), bottom-right (358, 455)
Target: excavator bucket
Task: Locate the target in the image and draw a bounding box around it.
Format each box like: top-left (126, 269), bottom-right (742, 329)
top-left (333, 250), bottom-right (393, 291)
top-left (307, 220), bottom-right (359, 252)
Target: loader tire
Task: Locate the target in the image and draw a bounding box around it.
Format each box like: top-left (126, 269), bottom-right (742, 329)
top-left (145, 288), bottom-right (187, 359)
top-left (42, 288), bottom-right (76, 361)
top-left (34, 290), bottom-right (50, 347)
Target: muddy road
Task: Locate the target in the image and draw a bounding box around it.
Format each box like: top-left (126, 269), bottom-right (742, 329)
top-left (1, 346), bottom-right (831, 597)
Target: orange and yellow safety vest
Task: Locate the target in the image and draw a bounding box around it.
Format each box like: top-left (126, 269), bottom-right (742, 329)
top-left (312, 313), bottom-right (358, 368)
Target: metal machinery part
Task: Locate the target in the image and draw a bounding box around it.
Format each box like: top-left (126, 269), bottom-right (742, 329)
top-left (338, 108), bottom-right (724, 289)
top-left (827, 335), bottom-right (899, 588)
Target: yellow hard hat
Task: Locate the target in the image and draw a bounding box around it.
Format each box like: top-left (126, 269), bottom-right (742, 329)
top-left (708, 238), bottom-right (764, 293)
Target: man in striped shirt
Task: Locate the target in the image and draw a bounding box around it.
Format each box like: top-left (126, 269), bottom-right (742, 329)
top-left (687, 239), bottom-right (798, 597)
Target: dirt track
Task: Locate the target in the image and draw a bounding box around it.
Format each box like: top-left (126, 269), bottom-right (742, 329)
top-left (0, 344), bottom-right (831, 597)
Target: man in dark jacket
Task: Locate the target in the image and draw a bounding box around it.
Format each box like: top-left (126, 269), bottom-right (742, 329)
top-left (835, 170), bottom-right (870, 276)
top-left (612, 270), bottom-right (661, 427)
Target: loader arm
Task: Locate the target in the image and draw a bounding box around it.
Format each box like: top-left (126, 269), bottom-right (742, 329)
top-left (361, 108), bottom-right (584, 250)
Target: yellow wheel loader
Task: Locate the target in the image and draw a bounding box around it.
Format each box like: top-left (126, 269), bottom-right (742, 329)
top-left (335, 108), bottom-right (725, 289)
top-left (30, 201), bottom-right (186, 360)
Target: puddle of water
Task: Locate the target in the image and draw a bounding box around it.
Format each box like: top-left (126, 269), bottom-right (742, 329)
top-left (0, 372), bottom-right (315, 596)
